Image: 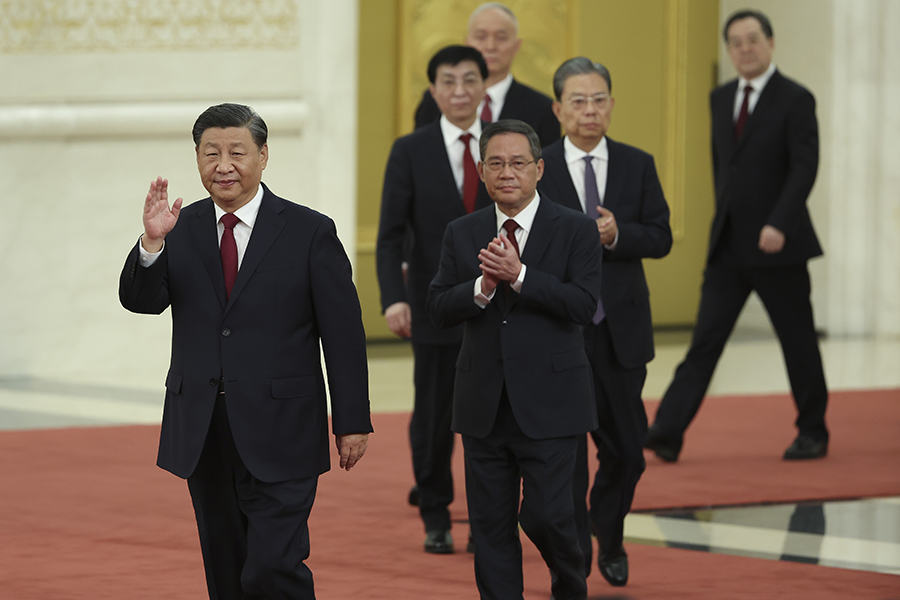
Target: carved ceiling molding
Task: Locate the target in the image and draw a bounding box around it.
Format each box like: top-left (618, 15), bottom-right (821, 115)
top-left (0, 0), bottom-right (299, 53)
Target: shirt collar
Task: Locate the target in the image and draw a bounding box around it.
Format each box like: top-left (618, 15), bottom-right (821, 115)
top-left (495, 190), bottom-right (541, 233)
top-left (440, 114), bottom-right (483, 145)
top-left (213, 183), bottom-right (264, 228)
top-left (563, 135), bottom-right (608, 165)
top-left (486, 73), bottom-right (514, 105)
top-left (739, 62), bottom-right (776, 93)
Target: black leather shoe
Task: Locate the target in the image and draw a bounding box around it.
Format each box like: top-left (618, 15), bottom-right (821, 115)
top-left (424, 530), bottom-right (454, 554)
top-left (598, 547), bottom-right (628, 587)
top-left (466, 530), bottom-right (475, 553)
top-left (783, 435), bottom-right (828, 460)
top-left (644, 424), bottom-right (682, 463)
top-left (408, 485), bottom-right (419, 506)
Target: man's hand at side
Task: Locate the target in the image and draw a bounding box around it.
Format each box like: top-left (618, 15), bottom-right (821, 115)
top-left (759, 224), bottom-right (785, 254)
top-left (336, 433), bottom-right (369, 471)
top-left (384, 302), bottom-right (412, 338)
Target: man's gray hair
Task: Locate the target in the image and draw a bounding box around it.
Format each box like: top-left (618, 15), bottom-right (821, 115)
top-left (468, 2), bottom-right (518, 35)
top-left (552, 57), bottom-right (612, 101)
top-left (479, 119), bottom-right (542, 161)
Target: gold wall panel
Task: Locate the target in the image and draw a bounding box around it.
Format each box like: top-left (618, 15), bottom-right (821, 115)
top-left (397, 0), bottom-right (570, 135)
top-left (0, 0), bottom-right (298, 53)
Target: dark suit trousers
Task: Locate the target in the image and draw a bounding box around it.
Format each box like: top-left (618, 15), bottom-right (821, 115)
top-left (465, 390), bottom-right (586, 600)
top-left (410, 341), bottom-right (460, 531)
top-left (652, 254), bottom-right (829, 445)
top-left (573, 320), bottom-right (648, 572)
top-left (187, 397), bottom-right (318, 600)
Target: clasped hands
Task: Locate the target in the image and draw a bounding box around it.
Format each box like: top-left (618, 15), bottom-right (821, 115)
top-left (594, 206), bottom-right (617, 246)
top-left (479, 232), bottom-right (522, 296)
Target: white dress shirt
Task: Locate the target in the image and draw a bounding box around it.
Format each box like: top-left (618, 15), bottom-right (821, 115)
top-left (439, 115), bottom-right (483, 195)
top-left (563, 135), bottom-right (608, 211)
top-left (733, 62), bottom-right (776, 120)
top-left (479, 73), bottom-right (514, 123)
top-left (139, 184), bottom-right (264, 269)
top-left (474, 192), bottom-right (541, 306)
top-left (562, 136), bottom-right (618, 248)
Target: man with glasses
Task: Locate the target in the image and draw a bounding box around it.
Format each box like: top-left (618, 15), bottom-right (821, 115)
top-left (376, 45), bottom-right (491, 554)
top-left (428, 119), bottom-right (601, 600)
top-left (537, 57), bottom-right (672, 587)
top-left (646, 10), bottom-right (829, 463)
top-left (414, 2), bottom-right (560, 148)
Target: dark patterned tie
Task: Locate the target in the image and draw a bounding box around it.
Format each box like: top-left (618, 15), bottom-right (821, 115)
top-left (481, 94), bottom-right (493, 123)
top-left (460, 133), bottom-right (478, 213)
top-left (734, 84), bottom-right (753, 141)
top-left (220, 213), bottom-right (240, 299)
top-left (582, 156), bottom-right (606, 324)
top-left (501, 219), bottom-right (519, 300)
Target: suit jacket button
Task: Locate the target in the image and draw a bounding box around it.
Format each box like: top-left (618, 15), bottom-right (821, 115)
top-left (209, 378), bottom-right (218, 386)
top-left (502, 320), bottom-right (508, 325)
top-left (222, 328), bottom-right (231, 337)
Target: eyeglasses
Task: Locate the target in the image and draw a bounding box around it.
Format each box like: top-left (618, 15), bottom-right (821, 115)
top-left (483, 159), bottom-right (536, 172)
top-left (567, 94), bottom-right (609, 110)
top-left (726, 34), bottom-right (766, 50)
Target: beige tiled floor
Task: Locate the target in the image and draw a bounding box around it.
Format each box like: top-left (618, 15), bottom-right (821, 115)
top-left (366, 327), bottom-right (900, 413)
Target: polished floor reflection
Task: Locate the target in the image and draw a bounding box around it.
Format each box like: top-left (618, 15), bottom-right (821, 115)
top-left (627, 497), bottom-right (900, 575)
top-left (2, 328), bottom-right (899, 579)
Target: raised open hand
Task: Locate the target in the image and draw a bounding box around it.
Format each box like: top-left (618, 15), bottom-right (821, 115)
top-left (141, 176), bottom-right (184, 252)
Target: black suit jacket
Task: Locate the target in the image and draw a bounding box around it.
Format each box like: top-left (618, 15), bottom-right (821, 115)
top-left (376, 120), bottom-right (493, 344)
top-left (709, 69), bottom-right (822, 267)
top-left (119, 184), bottom-right (372, 482)
top-left (427, 198), bottom-right (602, 439)
top-left (539, 137), bottom-right (672, 368)
top-left (414, 79), bottom-right (561, 148)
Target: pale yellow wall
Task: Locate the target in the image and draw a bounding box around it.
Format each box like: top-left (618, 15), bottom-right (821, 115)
top-left (357, 0), bottom-right (720, 339)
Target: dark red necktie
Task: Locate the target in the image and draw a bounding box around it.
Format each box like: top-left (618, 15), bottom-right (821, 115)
top-left (220, 213), bottom-right (240, 299)
top-left (501, 219), bottom-right (520, 256)
top-left (460, 133), bottom-right (478, 213)
top-left (481, 94), bottom-right (493, 123)
top-left (501, 219), bottom-right (519, 299)
top-left (734, 84), bottom-right (753, 141)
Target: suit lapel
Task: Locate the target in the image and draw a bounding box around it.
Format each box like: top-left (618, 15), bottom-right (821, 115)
top-left (189, 199), bottom-right (228, 310)
top-left (426, 122), bottom-right (468, 214)
top-left (521, 198), bottom-right (558, 268)
top-left (543, 140), bottom-right (582, 213)
top-left (602, 138), bottom-right (623, 214)
top-left (497, 79), bottom-right (521, 120)
top-left (715, 80), bottom-right (739, 158)
top-left (226, 187), bottom-right (286, 312)
top-left (735, 70), bottom-right (781, 153)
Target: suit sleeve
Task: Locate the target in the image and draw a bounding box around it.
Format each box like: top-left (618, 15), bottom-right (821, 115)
top-left (610, 154), bottom-right (673, 261)
top-left (375, 138), bottom-right (414, 312)
top-left (119, 240), bottom-right (171, 315)
top-left (767, 89), bottom-right (819, 234)
top-left (535, 106), bottom-right (561, 149)
top-left (427, 222), bottom-right (484, 329)
top-left (309, 217), bottom-right (373, 435)
top-left (518, 216), bottom-right (602, 325)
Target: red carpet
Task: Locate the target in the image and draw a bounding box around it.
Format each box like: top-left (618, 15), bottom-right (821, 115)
top-left (0, 389), bottom-right (897, 598)
top-left (636, 388), bottom-right (900, 510)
